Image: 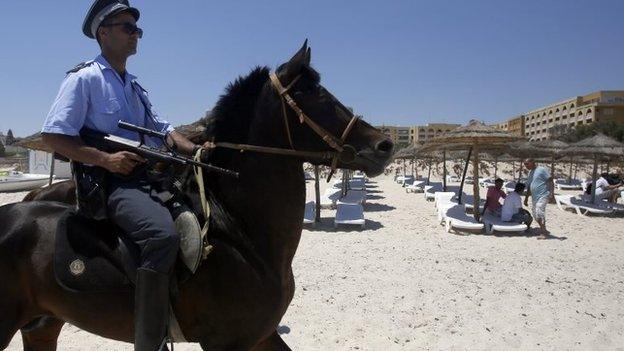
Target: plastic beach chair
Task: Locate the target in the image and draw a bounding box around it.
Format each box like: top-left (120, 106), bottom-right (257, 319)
top-left (481, 213), bottom-right (527, 234)
top-left (443, 205), bottom-right (485, 234)
top-left (554, 179), bottom-right (582, 191)
top-left (405, 180), bottom-right (426, 193)
top-left (424, 183), bottom-right (443, 201)
top-left (320, 188), bottom-right (341, 209)
top-left (334, 202), bottom-right (366, 229)
top-left (554, 194), bottom-right (615, 216)
top-left (340, 189), bottom-right (366, 204)
top-left (303, 201), bottom-right (316, 227)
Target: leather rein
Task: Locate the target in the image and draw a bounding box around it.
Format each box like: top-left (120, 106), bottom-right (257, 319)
top-left (204, 71), bottom-right (360, 179)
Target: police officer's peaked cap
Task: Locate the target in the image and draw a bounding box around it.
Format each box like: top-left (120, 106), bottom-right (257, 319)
top-left (82, 0), bottom-right (140, 39)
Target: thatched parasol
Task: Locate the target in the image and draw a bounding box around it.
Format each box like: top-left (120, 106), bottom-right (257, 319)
top-left (482, 152), bottom-right (519, 179)
top-left (424, 119), bottom-right (523, 220)
top-left (563, 134), bottom-right (624, 203)
top-left (510, 139), bottom-right (568, 172)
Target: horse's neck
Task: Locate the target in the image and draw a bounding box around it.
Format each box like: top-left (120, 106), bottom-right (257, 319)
top-left (219, 154), bottom-right (304, 277)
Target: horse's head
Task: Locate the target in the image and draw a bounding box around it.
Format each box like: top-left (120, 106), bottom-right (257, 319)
top-left (262, 41), bottom-right (394, 177)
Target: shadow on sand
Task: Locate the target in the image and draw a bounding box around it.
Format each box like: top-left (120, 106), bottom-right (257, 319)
top-left (303, 217), bottom-right (384, 232)
top-left (366, 194), bottom-right (385, 200)
top-left (363, 203), bottom-right (395, 212)
top-left (453, 228), bottom-right (568, 240)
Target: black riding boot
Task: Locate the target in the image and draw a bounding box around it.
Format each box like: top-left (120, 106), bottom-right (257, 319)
top-left (134, 268), bottom-right (170, 351)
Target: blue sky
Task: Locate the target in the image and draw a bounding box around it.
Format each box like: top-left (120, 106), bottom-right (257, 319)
top-left (1, 0), bottom-right (623, 136)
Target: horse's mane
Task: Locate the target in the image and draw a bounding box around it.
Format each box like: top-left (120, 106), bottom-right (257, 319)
top-left (203, 66), bottom-right (271, 143)
top-left (182, 67), bottom-right (273, 268)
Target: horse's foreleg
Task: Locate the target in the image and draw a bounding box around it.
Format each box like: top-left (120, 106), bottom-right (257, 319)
top-left (249, 331), bottom-right (291, 351)
top-left (0, 301), bottom-right (26, 350)
top-left (20, 317), bottom-right (64, 351)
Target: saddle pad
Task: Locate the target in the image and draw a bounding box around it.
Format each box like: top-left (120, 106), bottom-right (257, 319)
top-left (54, 211), bottom-right (136, 293)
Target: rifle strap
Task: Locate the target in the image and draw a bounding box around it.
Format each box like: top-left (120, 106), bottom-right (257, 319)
top-left (193, 148), bottom-right (213, 259)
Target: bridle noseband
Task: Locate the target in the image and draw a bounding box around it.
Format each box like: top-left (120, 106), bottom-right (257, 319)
top-left (206, 71), bottom-right (360, 180)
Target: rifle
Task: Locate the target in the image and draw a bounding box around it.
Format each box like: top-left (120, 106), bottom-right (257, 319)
top-left (80, 121), bottom-right (239, 178)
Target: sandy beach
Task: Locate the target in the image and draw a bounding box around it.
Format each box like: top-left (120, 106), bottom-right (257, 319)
top-left (3, 169), bottom-right (624, 350)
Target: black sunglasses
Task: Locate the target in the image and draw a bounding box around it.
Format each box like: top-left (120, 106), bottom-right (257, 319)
top-left (101, 22), bottom-right (143, 38)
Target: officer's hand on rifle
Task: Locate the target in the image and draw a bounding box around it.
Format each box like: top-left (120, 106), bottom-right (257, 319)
top-left (202, 141), bottom-right (216, 150)
top-left (102, 151), bottom-right (146, 175)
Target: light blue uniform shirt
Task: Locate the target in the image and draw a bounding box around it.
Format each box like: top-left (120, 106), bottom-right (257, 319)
top-left (527, 166), bottom-right (551, 202)
top-left (42, 55), bottom-right (173, 147)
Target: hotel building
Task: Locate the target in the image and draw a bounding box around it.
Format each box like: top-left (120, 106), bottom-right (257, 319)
top-left (376, 123), bottom-right (461, 147)
top-left (495, 91), bottom-right (624, 140)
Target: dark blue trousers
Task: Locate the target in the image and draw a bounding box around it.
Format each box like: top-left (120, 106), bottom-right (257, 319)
top-left (106, 179), bottom-right (180, 274)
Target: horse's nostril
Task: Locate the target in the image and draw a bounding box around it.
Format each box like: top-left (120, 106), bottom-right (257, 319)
top-left (375, 139), bottom-right (394, 154)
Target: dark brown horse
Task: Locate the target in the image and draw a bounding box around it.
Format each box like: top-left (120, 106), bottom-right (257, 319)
top-left (0, 42), bottom-right (393, 350)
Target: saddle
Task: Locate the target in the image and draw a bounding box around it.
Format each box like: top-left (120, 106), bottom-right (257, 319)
top-left (54, 203), bottom-right (206, 293)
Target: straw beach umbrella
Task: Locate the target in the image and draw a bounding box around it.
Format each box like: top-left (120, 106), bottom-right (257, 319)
top-left (424, 120), bottom-right (522, 220)
top-left (564, 134), bottom-right (624, 203)
top-left (509, 139), bottom-right (569, 176)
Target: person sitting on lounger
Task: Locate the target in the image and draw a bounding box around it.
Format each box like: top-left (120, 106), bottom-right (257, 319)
top-left (501, 183), bottom-right (532, 229)
top-left (483, 178), bottom-right (506, 217)
top-left (595, 173), bottom-right (623, 203)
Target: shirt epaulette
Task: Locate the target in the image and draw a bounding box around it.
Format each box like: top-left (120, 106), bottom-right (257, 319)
top-left (132, 80), bottom-right (148, 93)
top-left (66, 61), bottom-right (95, 74)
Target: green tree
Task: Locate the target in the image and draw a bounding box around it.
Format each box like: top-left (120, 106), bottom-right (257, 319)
top-left (5, 129), bottom-right (15, 145)
top-left (0, 142), bottom-right (5, 157)
top-left (556, 121), bottom-right (624, 143)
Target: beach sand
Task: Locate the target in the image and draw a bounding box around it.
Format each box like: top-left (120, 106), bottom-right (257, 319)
top-left (3, 169), bottom-right (624, 350)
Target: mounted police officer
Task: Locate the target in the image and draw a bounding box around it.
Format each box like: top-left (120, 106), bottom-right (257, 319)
top-left (41, 1), bottom-right (207, 350)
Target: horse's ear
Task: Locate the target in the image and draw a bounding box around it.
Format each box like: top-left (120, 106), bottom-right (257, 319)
top-left (277, 40), bottom-right (309, 81)
top-left (305, 47), bottom-right (311, 65)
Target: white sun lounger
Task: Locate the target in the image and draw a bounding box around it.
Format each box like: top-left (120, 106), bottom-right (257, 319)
top-left (424, 184), bottom-right (443, 201)
top-left (332, 179), bottom-right (366, 191)
top-left (303, 201), bottom-right (316, 226)
top-left (554, 195), bottom-right (615, 216)
top-left (405, 180), bottom-right (426, 193)
top-left (443, 205), bottom-right (485, 233)
top-left (446, 175), bottom-right (460, 183)
top-left (460, 194), bottom-right (486, 213)
top-left (320, 188), bottom-right (342, 209)
top-left (481, 213), bottom-right (527, 234)
top-left (435, 192), bottom-right (458, 223)
top-left (395, 175), bottom-right (415, 185)
top-left (334, 202), bottom-right (365, 229)
top-left (434, 192), bottom-right (456, 211)
top-left (340, 189), bottom-right (366, 204)
top-left (555, 179), bottom-right (582, 191)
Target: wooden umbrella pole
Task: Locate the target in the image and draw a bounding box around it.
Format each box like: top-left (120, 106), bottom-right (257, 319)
top-left (568, 161), bottom-right (573, 182)
top-left (48, 153), bottom-right (56, 186)
top-left (472, 146), bottom-right (480, 221)
top-left (590, 157), bottom-right (598, 204)
top-left (512, 161), bottom-right (515, 180)
top-left (403, 159), bottom-right (407, 176)
top-left (443, 149), bottom-right (447, 191)
top-left (314, 165), bottom-right (321, 223)
top-left (427, 161), bottom-right (432, 185)
top-left (458, 147), bottom-right (473, 205)
top-left (494, 159), bottom-right (498, 179)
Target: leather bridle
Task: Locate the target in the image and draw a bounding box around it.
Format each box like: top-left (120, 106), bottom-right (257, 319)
top-left (205, 70), bottom-right (360, 180)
